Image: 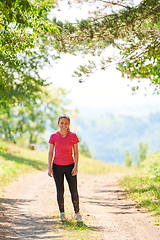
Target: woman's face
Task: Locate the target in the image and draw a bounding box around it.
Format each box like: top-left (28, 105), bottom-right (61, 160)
top-left (58, 118), bottom-right (70, 131)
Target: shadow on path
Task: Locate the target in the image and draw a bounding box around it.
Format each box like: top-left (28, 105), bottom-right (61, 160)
top-left (0, 198), bottom-right (62, 240)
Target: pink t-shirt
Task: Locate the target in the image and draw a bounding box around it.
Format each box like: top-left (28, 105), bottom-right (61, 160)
top-left (48, 131), bottom-right (79, 165)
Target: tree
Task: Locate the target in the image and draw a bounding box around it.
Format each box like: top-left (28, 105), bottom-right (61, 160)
top-left (136, 142), bottom-right (148, 166)
top-left (78, 137), bottom-right (92, 158)
top-left (124, 150), bottom-right (133, 167)
top-left (0, 85), bottom-right (78, 146)
top-left (52, 0), bottom-right (160, 92)
top-left (0, 0), bottom-right (59, 106)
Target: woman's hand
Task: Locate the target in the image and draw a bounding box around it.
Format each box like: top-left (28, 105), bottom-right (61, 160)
top-left (48, 167), bottom-right (53, 177)
top-left (72, 166), bottom-right (78, 176)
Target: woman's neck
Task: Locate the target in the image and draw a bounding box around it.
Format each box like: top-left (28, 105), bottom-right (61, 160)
top-left (59, 130), bottom-right (68, 137)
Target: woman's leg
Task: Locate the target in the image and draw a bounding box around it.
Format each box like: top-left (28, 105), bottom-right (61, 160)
top-left (65, 164), bottom-right (80, 213)
top-left (52, 163), bottom-right (65, 213)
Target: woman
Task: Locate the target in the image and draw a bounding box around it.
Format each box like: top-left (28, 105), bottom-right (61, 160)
top-left (48, 114), bottom-right (83, 222)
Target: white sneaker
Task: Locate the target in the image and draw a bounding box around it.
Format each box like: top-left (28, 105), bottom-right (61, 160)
top-left (59, 212), bottom-right (65, 221)
top-left (74, 213), bottom-right (83, 222)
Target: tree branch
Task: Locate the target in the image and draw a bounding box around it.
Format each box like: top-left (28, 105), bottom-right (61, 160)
top-left (98, 0), bottom-right (128, 8)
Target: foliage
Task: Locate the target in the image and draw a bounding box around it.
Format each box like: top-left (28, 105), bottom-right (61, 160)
top-left (140, 152), bottom-right (160, 182)
top-left (0, 85), bottom-right (76, 146)
top-left (0, 141), bottom-right (8, 152)
top-left (136, 142), bottom-right (148, 166)
top-left (124, 142), bottom-right (148, 167)
top-left (0, 0), bottom-right (59, 106)
top-left (78, 137), bottom-right (92, 158)
top-left (120, 152), bottom-right (160, 224)
top-left (124, 150), bottom-right (133, 167)
top-left (52, 0), bottom-right (160, 91)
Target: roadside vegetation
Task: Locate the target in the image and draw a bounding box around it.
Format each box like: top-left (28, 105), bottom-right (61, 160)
top-left (120, 152), bottom-right (160, 225)
top-left (0, 141), bottom-right (47, 193)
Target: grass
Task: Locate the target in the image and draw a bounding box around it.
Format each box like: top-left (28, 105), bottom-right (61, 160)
top-left (120, 152), bottom-right (160, 225)
top-left (79, 154), bottom-right (132, 175)
top-left (0, 141), bottom-right (48, 193)
top-left (55, 216), bottom-right (101, 240)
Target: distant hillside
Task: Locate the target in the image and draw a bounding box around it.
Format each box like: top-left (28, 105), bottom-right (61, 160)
top-left (73, 105), bottom-right (160, 165)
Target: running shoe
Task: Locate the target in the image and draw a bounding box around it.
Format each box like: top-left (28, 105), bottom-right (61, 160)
top-left (59, 212), bottom-right (65, 221)
top-left (74, 213), bottom-right (83, 222)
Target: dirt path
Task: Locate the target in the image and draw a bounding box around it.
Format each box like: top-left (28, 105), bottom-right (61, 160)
top-left (0, 171), bottom-right (160, 240)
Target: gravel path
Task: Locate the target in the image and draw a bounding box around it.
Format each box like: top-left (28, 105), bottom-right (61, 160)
top-left (0, 171), bottom-right (160, 240)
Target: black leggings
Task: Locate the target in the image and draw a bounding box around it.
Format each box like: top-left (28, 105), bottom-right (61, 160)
top-left (52, 163), bottom-right (79, 213)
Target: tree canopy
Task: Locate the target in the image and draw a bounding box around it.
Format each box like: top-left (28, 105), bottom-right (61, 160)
top-left (1, 0), bottom-right (159, 105)
top-left (0, 1), bottom-right (81, 147)
top-left (52, 0), bottom-right (160, 92)
top-left (0, 85), bottom-right (77, 145)
top-left (0, 0), bottom-right (59, 106)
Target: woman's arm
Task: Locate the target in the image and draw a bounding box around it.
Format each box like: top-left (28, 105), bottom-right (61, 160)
top-left (48, 143), bottom-right (54, 177)
top-left (72, 143), bottom-right (79, 176)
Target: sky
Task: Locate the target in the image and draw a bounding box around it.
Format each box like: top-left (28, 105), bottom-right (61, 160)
top-left (44, 0), bottom-right (160, 111)
top-left (41, 53), bottom-right (159, 111)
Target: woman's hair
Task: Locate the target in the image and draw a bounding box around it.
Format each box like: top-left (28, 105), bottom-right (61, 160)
top-left (58, 114), bottom-right (70, 131)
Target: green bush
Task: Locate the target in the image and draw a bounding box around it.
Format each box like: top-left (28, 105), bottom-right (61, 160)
top-left (120, 151), bottom-right (160, 225)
